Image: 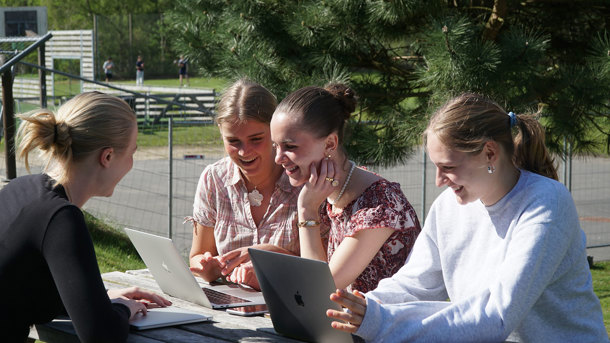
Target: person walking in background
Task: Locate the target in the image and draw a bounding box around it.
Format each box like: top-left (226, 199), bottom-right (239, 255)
top-left (174, 55), bottom-right (189, 87)
top-left (0, 92), bottom-right (171, 342)
top-left (270, 84), bottom-right (421, 293)
top-left (327, 93), bottom-right (609, 342)
top-left (187, 79), bottom-right (300, 291)
top-left (135, 55), bottom-right (144, 86)
top-left (103, 57), bottom-right (114, 82)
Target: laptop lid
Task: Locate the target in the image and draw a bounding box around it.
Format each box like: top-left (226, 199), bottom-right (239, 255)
top-left (124, 228), bottom-right (265, 309)
top-left (249, 248), bottom-right (353, 343)
top-left (130, 306), bottom-right (211, 330)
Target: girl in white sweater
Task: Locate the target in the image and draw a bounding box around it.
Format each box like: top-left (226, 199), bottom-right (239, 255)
top-left (327, 94), bottom-right (608, 342)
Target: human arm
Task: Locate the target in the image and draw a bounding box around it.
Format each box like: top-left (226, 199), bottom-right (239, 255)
top-left (42, 207), bottom-right (145, 342)
top-left (189, 222), bottom-right (224, 282)
top-left (297, 159), bottom-right (336, 262)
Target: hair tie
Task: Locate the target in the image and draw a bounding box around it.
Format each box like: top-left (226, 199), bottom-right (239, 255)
top-left (53, 124), bottom-right (58, 143)
top-left (508, 111), bottom-right (517, 128)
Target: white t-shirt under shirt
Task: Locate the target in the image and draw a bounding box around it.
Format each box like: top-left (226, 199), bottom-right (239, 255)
top-left (356, 170), bottom-right (608, 342)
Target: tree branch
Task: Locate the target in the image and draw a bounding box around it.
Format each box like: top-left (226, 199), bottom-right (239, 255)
top-left (482, 0), bottom-right (508, 42)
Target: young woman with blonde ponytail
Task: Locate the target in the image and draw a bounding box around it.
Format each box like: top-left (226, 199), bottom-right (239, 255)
top-left (0, 92), bottom-right (171, 342)
top-left (328, 93), bottom-right (608, 342)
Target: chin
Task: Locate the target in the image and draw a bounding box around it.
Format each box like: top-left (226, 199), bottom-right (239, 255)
top-left (287, 175), bottom-right (306, 187)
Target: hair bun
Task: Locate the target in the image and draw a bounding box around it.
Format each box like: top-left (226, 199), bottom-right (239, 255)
top-left (53, 121), bottom-right (72, 157)
top-left (325, 83), bottom-right (357, 120)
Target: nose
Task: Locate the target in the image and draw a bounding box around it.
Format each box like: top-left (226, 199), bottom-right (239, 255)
top-left (435, 167), bottom-right (448, 187)
top-left (274, 146), bottom-right (285, 165)
top-left (238, 142), bottom-right (250, 156)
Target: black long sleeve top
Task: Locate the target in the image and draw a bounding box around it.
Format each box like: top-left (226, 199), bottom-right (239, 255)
top-left (0, 174), bottom-right (131, 342)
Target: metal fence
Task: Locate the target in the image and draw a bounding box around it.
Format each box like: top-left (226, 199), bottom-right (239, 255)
top-left (2, 106), bottom-right (609, 261)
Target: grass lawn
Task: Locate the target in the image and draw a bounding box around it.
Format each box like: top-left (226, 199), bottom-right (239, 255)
top-left (591, 261), bottom-right (610, 334)
top-left (113, 76), bottom-right (230, 91)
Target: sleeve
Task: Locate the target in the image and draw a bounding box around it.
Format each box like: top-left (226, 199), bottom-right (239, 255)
top-left (191, 166), bottom-right (218, 228)
top-left (345, 182), bottom-right (418, 237)
top-left (42, 206), bottom-right (130, 343)
top-left (357, 185), bottom-right (579, 342)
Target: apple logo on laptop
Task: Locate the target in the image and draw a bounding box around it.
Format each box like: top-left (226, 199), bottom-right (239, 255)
top-left (162, 261), bottom-right (171, 273)
top-left (294, 291), bottom-right (305, 307)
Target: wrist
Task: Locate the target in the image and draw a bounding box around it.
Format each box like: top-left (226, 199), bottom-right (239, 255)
top-left (298, 220), bottom-right (320, 228)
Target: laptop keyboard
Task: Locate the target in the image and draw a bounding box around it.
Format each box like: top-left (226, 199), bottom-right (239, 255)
top-left (202, 287), bottom-right (251, 305)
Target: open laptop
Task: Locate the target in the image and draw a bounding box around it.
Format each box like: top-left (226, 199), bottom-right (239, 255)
top-left (249, 248), bottom-right (353, 343)
top-left (124, 228), bottom-right (265, 309)
top-left (129, 306), bottom-right (211, 330)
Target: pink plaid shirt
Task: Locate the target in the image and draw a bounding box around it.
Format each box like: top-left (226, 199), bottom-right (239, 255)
top-left (191, 157), bottom-right (300, 255)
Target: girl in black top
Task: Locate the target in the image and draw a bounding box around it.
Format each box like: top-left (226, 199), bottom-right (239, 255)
top-left (0, 92), bottom-right (171, 342)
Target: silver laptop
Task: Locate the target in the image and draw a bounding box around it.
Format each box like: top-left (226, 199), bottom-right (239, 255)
top-left (130, 306), bottom-right (211, 330)
top-left (249, 248), bottom-right (353, 343)
top-left (124, 228), bottom-right (265, 309)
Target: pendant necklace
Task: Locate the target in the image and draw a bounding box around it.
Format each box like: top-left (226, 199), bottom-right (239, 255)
top-left (248, 186), bottom-right (264, 207)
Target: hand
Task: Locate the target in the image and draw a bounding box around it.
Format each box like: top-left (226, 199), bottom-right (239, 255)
top-left (298, 158), bottom-right (336, 219)
top-left (190, 251), bottom-right (224, 281)
top-left (227, 261), bottom-right (260, 291)
top-left (218, 247), bottom-right (251, 277)
top-left (327, 289), bottom-right (367, 333)
top-left (108, 286), bottom-right (172, 320)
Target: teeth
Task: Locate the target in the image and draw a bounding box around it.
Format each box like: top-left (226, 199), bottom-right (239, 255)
top-left (284, 165), bottom-right (298, 172)
top-left (241, 157), bottom-right (256, 163)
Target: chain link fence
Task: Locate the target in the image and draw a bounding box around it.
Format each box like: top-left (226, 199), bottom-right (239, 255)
top-left (2, 97), bottom-right (609, 261)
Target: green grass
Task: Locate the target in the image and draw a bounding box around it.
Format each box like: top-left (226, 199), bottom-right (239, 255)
top-left (591, 261), bottom-right (610, 335)
top-left (138, 122), bottom-right (221, 147)
top-left (114, 76), bottom-right (230, 91)
top-left (84, 211), bottom-right (145, 273)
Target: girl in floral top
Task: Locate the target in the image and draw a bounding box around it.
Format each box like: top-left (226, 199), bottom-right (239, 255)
top-left (270, 84), bottom-right (421, 292)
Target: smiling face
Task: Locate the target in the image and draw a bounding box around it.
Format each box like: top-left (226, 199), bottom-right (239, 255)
top-left (219, 119), bottom-right (275, 182)
top-left (270, 112), bottom-right (330, 187)
top-left (426, 133), bottom-right (493, 205)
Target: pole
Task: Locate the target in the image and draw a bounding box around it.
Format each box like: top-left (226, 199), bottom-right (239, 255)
top-left (2, 68), bottom-right (16, 180)
top-left (168, 116), bottom-right (173, 239)
top-left (421, 148), bottom-right (427, 222)
top-left (38, 45), bottom-right (47, 108)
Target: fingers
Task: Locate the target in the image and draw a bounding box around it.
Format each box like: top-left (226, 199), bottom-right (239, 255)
top-left (330, 289), bottom-right (367, 316)
top-left (330, 319), bottom-right (359, 333)
top-left (123, 287), bottom-right (173, 307)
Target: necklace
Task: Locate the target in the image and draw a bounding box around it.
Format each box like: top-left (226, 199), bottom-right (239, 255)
top-left (328, 161), bottom-right (356, 205)
top-left (248, 187), bottom-right (264, 207)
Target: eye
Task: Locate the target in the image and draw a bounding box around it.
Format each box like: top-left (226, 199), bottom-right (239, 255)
top-left (442, 166), bottom-right (454, 171)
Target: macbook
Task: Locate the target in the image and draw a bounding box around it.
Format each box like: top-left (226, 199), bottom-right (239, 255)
top-left (129, 306), bottom-right (211, 330)
top-left (124, 228), bottom-right (265, 309)
top-left (249, 248), bottom-right (353, 343)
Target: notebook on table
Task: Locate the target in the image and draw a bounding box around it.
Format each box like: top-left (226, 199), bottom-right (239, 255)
top-left (129, 306), bottom-right (211, 330)
top-left (124, 228), bottom-right (265, 309)
top-left (249, 248), bottom-right (353, 343)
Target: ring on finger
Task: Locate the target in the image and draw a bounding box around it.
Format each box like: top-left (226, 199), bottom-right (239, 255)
top-left (325, 177), bottom-right (339, 187)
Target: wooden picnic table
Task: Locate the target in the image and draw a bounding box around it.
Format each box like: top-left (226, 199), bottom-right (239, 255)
top-left (28, 269), bottom-right (304, 343)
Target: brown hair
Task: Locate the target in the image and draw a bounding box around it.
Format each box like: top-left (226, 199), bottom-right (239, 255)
top-left (215, 79), bottom-right (277, 126)
top-left (274, 83), bottom-right (356, 145)
top-left (17, 92), bottom-right (137, 185)
top-left (424, 93), bottom-right (558, 180)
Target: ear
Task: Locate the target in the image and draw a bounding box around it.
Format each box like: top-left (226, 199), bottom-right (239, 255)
top-left (99, 147), bottom-right (114, 168)
top-left (324, 132), bottom-right (339, 154)
top-left (483, 140), bottom-right (499, 163)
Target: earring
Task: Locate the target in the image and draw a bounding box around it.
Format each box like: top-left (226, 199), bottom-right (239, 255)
top-left (487, 165), bottom-right (496, 174)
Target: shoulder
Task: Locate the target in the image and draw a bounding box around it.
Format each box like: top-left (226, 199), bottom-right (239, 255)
top-left (198, 157), bottom-right (239, 187)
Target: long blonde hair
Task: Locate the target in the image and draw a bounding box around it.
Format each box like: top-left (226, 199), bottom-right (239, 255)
top-left (424, 93), bottom-right (558, 180)
top-left (17, 92), bottom-right (136, 185)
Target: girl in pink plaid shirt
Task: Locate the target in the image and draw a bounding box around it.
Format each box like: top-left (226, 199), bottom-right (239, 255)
top-left (188, 80), bottom-right (301, 291)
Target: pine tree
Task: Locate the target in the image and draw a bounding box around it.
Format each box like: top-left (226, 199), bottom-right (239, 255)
top-left (166, 0), bottom-right (610, 166)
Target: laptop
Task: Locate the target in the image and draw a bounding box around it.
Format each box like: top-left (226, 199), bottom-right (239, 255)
top-left (124, 228), bottom-right (265, 309)
top-left (249, 248), bottom-right (353, 343)
top-left (129, 306), bottom-right (211, 330)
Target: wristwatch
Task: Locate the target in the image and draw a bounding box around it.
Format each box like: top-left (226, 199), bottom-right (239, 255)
top-left (298, 220), bottom-right (320, 228)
